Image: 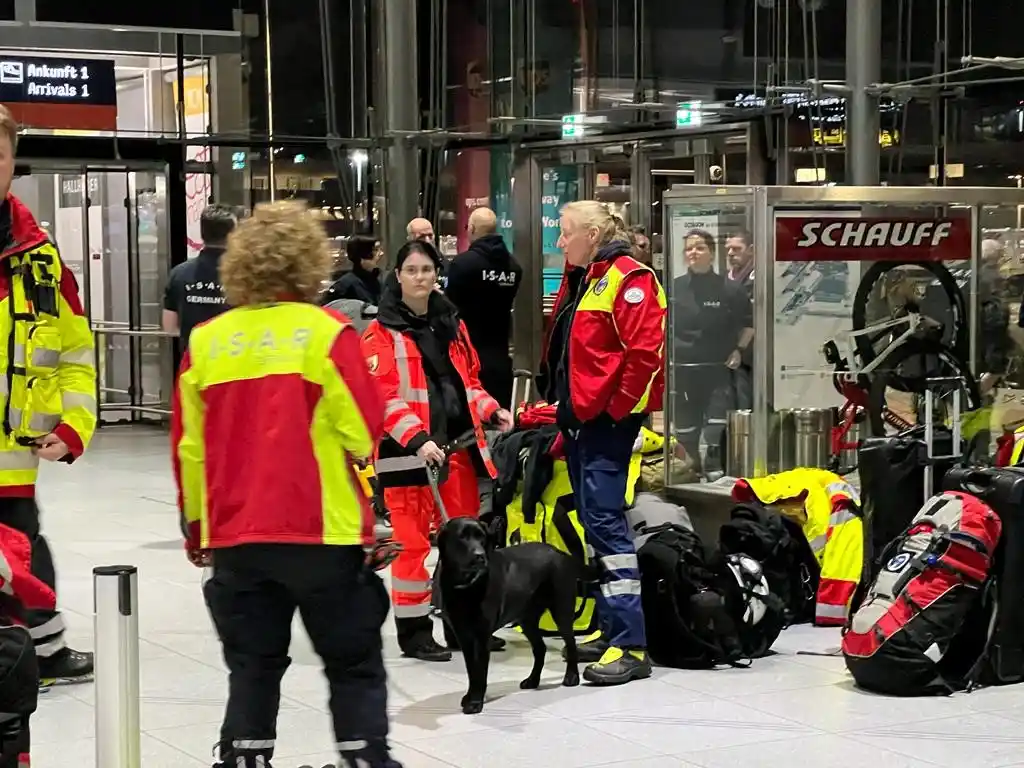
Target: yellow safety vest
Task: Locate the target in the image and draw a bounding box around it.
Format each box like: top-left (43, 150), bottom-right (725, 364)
top-left (0, 241), bottom-right (96, 491)
top-left (740, 468), bottom-right (863, 625)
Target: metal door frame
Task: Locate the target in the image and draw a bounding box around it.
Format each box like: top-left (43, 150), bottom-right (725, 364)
top-left (509, 122), bottom-right (764, 375)
top-left (15, 158), bottom-right (172, 426)
top-left (662, 183), bottom-right (1024, 480)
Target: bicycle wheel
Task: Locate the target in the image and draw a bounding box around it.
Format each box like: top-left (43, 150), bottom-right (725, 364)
top-left (852, 261), bottom-right (969, 367)
top-left (867, 337), bottom-right (981, 437)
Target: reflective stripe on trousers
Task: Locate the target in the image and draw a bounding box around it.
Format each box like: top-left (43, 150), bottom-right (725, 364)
top-left (564, 418), bottom-right (647, 649)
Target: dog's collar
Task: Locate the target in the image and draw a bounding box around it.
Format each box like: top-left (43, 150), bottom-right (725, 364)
top-left (452, 568), bottom-right (486, 590)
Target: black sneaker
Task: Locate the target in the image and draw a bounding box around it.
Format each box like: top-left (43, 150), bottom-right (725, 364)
top-left (401, 636), bottom-right (452, 662)
top-left (38, 647), bottom-right (93, 686)
top-left (582, 647), bottom-right (652, 686)
top-left (562, 630), bottom-right (607, 663)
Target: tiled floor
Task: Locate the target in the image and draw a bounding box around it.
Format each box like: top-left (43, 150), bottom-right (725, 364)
top-left (29, 426), bottom-right (1024, 767)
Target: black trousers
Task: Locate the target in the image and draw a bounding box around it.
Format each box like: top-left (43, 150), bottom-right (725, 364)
top-left (674, 367), bottom-right (737, 473)
top-left (0, 624), bottom-right (37, 768)
top-left (0, 499), bottom-right (63, 658)
top-left (203, 544), bottom-right (392, 764)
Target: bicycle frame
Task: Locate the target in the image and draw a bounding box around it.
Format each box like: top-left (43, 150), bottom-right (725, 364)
top-left (831, 312), bottom-right (925, 382)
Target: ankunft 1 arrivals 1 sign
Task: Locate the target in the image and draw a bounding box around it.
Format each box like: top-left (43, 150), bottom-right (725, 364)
top-left (0, 55), bottom-right (117, 131)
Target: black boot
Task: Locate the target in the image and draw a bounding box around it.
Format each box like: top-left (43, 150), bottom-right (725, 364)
top-left (397, 616), bottom-right (451, 662)
top-left (213, 747), bottom-right (274, 768)
top-left (339, 739), bottom-right (404, 768)
top-left (38, 647), bottom-right (93, 686)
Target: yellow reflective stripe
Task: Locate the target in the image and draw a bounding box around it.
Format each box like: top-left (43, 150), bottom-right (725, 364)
top-left (62, 391), bottom-right (97, 416)
top-left (1013, 434), bottom-right (1024, 465)
top-left (0, 450), bottom-right (39, 471)
top-left (829, 507), bottom-right (859, 527)
top-left (9, 343), bottom-right (56, 367)
top-left (59, 348), bottom-right (94, 366)
top-left (9, 407), bottom-right (59, 433)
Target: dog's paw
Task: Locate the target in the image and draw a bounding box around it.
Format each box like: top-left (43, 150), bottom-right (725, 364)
top-left (461, 696), bottom-right (484, 715)
top-left (519, 675), bottom-right (541, 690)
top-left (562, 670), bottom-right (580, 687)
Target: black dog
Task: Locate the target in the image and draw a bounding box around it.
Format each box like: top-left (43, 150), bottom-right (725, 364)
top-left (436, 517), bottom-right (580, 714)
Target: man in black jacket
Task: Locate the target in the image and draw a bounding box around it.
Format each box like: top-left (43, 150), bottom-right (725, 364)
top-left (163, 204), bottom-right (238, 356)
top-left (321, 234), bottom-right (382, 306)
top-left (445, 207), bottom-right (522, 407)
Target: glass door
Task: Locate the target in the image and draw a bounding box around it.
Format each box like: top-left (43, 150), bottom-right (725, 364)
top-left (540, 162), bottom-right (584, 317)
top-left (84, 166), bottom-right (171, 425)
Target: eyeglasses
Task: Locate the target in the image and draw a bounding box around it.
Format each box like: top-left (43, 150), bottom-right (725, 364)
top-left (400, 265), bottom-right (437, 277)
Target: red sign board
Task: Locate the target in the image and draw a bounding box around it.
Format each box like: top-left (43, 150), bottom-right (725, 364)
top-left (775, 215), bottom-right (972, 262)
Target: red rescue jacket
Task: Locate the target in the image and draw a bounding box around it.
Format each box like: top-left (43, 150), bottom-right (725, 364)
top-left (0, 522), bottom-right (55, 623)
top-left (361, 295), bottom-right (500, 485)
top-left (544, 244), bottom-right (667, 423)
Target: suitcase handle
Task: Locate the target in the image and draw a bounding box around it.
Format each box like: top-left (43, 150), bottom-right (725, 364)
top-left (958, 470), bottom-right (994, 497)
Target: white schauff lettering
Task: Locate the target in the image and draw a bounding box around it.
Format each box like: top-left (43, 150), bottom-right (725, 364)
top-left (794, 220), bottom-right (955, 249)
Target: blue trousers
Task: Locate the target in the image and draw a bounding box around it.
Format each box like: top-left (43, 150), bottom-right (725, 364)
top-left (564, 416), bottom-right (646, 649)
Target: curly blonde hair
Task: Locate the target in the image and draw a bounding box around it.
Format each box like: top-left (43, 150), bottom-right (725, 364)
top-left (560, 200), bottom-right (630, 246)
top-left (220, 200), bottom-right (332, 306)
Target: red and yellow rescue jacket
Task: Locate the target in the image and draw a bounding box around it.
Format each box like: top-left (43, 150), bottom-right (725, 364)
top-left (172, 304), bottom-right (384, 551)
top-left (0, 195), bottom-right (96, 496)
top-left (361, 314), bottom-right (499, 482)
top-left (734, 468), bottom-right (863, 626)
top-left (545, 244), bottom-right (666, 422)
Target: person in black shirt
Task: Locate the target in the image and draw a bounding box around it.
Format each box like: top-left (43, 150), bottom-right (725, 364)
top-left (163, 204), bottom-right (238, 350)
top-left (321, 234), bottom-right (383, 306)
top-left (445, 207), bottom-right (523, 406)
top-left (672, 229), bottom-right (754, 480)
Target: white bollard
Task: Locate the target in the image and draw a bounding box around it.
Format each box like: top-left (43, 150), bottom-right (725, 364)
top-left (93, 565), bottom-right (141, 768)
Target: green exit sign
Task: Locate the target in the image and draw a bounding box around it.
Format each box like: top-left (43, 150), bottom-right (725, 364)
top-left (676, 102), bottom-right (703, 129)
top-left (561, 113), bottom-right (586, 139)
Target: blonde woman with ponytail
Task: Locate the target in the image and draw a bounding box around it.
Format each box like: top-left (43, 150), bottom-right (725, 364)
top-left (538, 200), bottom-right (666, 686)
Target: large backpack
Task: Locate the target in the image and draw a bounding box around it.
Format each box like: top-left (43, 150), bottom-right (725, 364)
top-left (719, 503), bottom-right (819, 626)
top-left (842, 491), bottom-right (1002, 695)
top-left (504, 460), bottom-right (600, 636)
top-left (637, 525), bottom-right (746, 668)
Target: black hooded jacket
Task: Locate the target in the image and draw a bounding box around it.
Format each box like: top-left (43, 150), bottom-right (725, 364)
top-left (445, 234), bottom-right (522, 405)
top-left (321, 264), bottom-right (382, 306)
top-left (376, 281), bottom-right (474, 454)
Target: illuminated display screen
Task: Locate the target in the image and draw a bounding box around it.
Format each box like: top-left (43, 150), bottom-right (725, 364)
top-left (34, 3), bottom-right (237, 31)
top-left (0, 55), bottom-right (117, 131)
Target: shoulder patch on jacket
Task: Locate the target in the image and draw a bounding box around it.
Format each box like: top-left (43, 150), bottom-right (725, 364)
top-left (623, 286), bottom-right (645, 304)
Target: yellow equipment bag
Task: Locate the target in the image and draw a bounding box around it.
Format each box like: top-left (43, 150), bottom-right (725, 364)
top-left (504, 433), bottom-right (648, 636)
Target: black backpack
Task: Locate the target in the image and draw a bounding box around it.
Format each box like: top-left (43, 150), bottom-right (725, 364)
top-left (637, 524), bottom-right (746, 668)
top-left (719, 503), bottom-right (820, 626)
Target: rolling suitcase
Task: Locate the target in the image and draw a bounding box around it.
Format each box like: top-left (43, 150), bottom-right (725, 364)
top-left (943, 466), bottom-right (1024, 684)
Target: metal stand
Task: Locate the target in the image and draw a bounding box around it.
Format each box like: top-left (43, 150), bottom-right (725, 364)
top-left (923, 377), bottom-right (963, 505)
top-left (93, 565), bottom-right (141, 768)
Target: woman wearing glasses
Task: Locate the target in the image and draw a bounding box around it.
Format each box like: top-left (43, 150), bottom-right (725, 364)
top-left (361, 240), bottom-right (514, 661)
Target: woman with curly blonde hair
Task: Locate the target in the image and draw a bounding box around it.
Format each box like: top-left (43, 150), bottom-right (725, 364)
top-left (172, 199), bottom-right (403, 768)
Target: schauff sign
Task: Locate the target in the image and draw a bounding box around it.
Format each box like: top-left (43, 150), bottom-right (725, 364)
top-left (775, 215), bottom-right (972, 262)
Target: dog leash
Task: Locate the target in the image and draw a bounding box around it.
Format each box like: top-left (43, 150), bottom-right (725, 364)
top-left (427, 429), bottom-right (478, 525)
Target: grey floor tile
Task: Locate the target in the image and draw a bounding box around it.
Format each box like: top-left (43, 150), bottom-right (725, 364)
top-left (849, 711), bottom-right (1024, 768)
top-left (25, 427), bottom-right (1024, 768)
top-left (681, 733), bottom-right (941, 768)
top-left (400, 718), bottom-right (664, 768)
